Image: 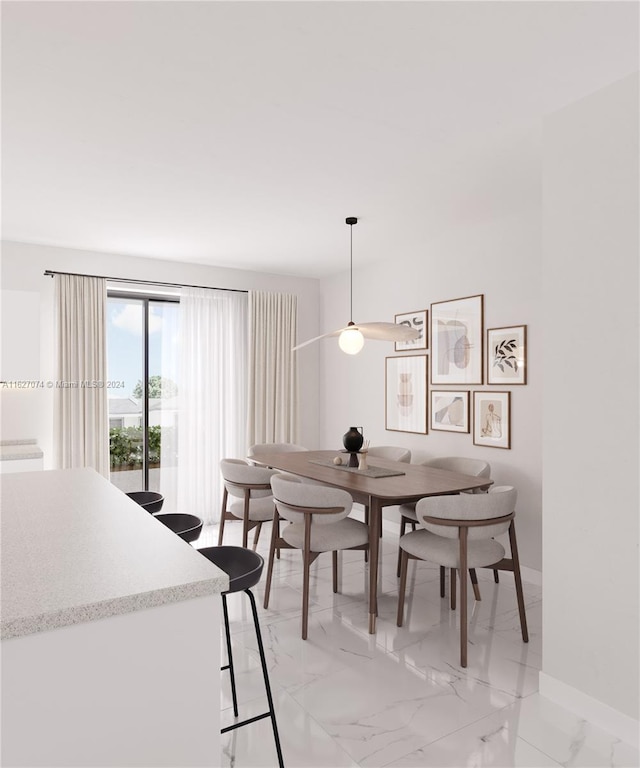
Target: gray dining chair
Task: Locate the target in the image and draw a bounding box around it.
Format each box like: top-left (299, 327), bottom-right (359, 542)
top-left (264, 473), bottom-right (369, 639)
top-left (397, 485), bottom-right (528, 667)
top-left (219, 459), bottom-right (278, 549)
top-left (396, 457), bottom-right (491, 593)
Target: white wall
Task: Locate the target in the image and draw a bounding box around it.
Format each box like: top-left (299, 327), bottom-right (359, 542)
top-left (0, 241), bottom-right (320, 466)
top-left (315, 203), bottom-right (543, 572)
top-left (541, 74), bottom-right (639, 730)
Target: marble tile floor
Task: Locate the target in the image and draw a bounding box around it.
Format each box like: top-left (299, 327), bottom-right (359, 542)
top-left (196, 521), bottom-right (638, 768)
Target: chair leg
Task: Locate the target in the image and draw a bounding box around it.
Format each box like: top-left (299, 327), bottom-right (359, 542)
top-left (396, 549), bottom-right (409, 626)
top-left (396, 517), bottom-right (408, 577)
top-left (459, 529), bottom-right (469, 667)
top-left (332, 550), bottom-right (338, 593)
top-left (221, 593), bottom-right (238, 717)
top-left (450, 568), bottom-right (456, 610)
top-left (252, 522), bottom-right (262, 551)
top-left (493, 569), bottom-right (500, 583)
top-left (242, 491), bottom-right (250, 549)
top-left (469, 569), bottom-right (482, 601)
top-left (440, 565), bottom-right (446, 598)
top-left (263, 512), bottom-right (280, 609)
top-left (509, 521), bottom-right (529, 643)
top-left (220, 589), bottom-right (284, 768)
top-left (218, 488), bottom-right (228, 546)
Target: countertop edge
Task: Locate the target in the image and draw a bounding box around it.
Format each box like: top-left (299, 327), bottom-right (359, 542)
top-left (1, 575), bottom-right (229, 641)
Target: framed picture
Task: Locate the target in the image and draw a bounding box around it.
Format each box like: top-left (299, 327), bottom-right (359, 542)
top-left (431, 390), bottom-right (470, 433)
top-left (395, 309), bottom-right (428, 351)
top-left (385, 355), bottom-right (428, 434)
top-left (487, 325), bottom-right (527, 385)
top-left (431, 294), bottom-right (483, 385)
top-left (473, 391), bottom-right (511, 449)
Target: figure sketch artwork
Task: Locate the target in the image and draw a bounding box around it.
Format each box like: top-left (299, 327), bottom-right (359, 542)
top-left (431, 295), bottom-right (483, 384)
top-left (395, 310), bottom-right (428, 351)
top-left (473, 391), bottom-right (510, 449)
top-left (385, 355), bottom-right (428, 434)
top-left (431, 390), bottom-right (469, 433)
top-left (487, 325), bottom-right (527, 384)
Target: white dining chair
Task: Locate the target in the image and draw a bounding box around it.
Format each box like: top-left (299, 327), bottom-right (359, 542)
top-left (264, 473), bottom-right (369, 639)
top-left (219, 459), bottom-right (278, 549)
top-left (397, 485), bottom-right (528, 667)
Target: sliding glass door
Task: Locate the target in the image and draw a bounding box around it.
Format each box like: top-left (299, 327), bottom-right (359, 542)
top-left (106, 293), bottom-right (179, 511)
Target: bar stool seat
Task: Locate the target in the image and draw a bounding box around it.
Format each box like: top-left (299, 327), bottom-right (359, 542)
top-left (126, 490), bottom-right (164, 514)
top-left (154, 513), bottom-right (203, 543)
top-left (198, 546), bottom-right (284, 768)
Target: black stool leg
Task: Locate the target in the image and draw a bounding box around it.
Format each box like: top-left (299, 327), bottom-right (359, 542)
top-left (246, 588), bottom-right (285, 768)
top-left (220, 589), bottom-right (285, 768)
top-left (220, 593), bottom-right (238, 717)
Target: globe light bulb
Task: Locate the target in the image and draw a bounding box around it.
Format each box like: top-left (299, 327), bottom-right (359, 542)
top-left (338, 327), bottom-right (365, 355)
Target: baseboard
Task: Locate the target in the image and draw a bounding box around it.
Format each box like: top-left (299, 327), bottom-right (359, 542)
top-left (539, 672), bottom-right (639, 747)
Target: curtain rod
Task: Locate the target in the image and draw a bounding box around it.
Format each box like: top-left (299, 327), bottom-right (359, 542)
top-left (43, 269), bottom-right (248, 294)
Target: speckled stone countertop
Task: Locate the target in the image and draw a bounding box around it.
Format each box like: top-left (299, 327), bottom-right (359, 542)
top-left (1, 468), bottom-right (228, 640)
top-left (0, 439), bottom-right (43, 461)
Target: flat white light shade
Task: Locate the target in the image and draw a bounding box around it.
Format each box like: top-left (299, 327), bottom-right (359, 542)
top-left (338, 327), bottom-right (364, 354)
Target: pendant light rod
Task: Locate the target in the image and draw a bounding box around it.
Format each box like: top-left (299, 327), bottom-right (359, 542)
top-left (346, 216), bottom-right (357, 325)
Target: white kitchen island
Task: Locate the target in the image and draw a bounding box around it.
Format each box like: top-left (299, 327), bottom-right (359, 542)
top-left (1, 468), bottom-right (228, 767)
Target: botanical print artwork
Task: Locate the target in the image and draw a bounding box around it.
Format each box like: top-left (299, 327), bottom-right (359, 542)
top-left (473, 391), bottom-right (511, 449)
top-left (431, 295), bottom-right (483, 384)
top-left (385, 356), bottom-right (427, 434)
top-left (487, 325), bottom-right (527, 385)
top-left (395, 310), bottom-right (428, 351)
top-left (431, 390), bottom-right (469, 433)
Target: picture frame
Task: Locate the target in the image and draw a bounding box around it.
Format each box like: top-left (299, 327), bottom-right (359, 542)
top-left (385, 355), bottom-right (428, 434)
top-left (431, 390), bottom-right (470, 433)
top-left (394, 309), bottom-right (428, 351)
top-left (431, 294), bottom-right (483, 385)
top-left (487, 325), bottom-right (527, 385)
top-left (473, 391), bottom-right (511, 449)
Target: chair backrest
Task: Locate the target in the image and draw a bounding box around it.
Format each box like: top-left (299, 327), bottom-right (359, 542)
top-left (248, 442), bottom-right (308, 457)
top-left (220, 458), bottom-right (276, 498)
top-left (271, 473), bottom-right (353, 526)
top-left (368, 445), bottom-right (411, 463)
top-left (415, 485), bottom-right (516, 540)
top-left (422, 456), bottom-right (490, 478)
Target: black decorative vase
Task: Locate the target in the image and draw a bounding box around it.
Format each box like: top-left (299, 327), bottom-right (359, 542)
top-left (343, 426), bottom-right (364, 453)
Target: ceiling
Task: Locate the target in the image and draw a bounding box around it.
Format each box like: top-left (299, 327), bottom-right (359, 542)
top-left (2, 1), bottom-right (637, 278)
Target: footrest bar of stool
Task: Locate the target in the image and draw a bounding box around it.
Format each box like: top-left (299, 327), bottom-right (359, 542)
top-left (221, 711), bottom-right (271, 733)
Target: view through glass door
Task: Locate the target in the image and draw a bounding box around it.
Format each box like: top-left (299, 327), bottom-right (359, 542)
top-left (106, 292), bottom-right (179, 511)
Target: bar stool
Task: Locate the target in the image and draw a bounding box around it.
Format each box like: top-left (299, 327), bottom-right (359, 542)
top-left (155, 513), bottom-right (203, 543)
top-left (126, 490), bottom-right (164, 514)
top-left (198, 546), bottom-right (284, 768)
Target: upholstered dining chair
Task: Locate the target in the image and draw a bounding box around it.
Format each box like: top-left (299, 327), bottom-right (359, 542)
top-left (264, 473), bottom-right (369, 639)
top-left (396, 457), bottom-right (491, 590)
top-left (248, 442), bottom-right (308, 462)
top-left (397, 486), bottom-right (528, 667)
top-left (218, 459), bottom-right (278, 549)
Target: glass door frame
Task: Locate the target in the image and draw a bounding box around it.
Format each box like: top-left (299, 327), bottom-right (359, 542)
top-left (107, 289), bottom-right (179, 492)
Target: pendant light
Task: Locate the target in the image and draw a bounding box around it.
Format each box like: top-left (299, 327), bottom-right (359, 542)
top-left (293, 217), bottom-right (420, 354)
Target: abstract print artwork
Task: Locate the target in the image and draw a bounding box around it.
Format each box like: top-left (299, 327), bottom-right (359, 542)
top-left (431, 390), bottom-right (469, 433)
top-left (385, 355), bottom-right (428, 434)
top-left (487, 325), bottom-right (527, 385)
top-left (431, 295), bottom-right (483, 384)
top-left (473, 391), bottom-right (511, 449)
top-left (394, 309), bottom-right (428, 351)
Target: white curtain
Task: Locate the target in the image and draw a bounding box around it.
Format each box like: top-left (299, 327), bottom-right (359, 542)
top-left (177, 287), bottom-right (248, 525)
top-left (54, 274), bottom-right (110, 477)
top-left (247, 291), bottom-right (298, 448)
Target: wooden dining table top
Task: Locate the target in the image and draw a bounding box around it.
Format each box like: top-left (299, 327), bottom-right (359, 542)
top-left (251, 449), bottom-right (492, 505)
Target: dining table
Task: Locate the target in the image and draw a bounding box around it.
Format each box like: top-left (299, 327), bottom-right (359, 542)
top-left (250, 449), bottom-right (493, 633)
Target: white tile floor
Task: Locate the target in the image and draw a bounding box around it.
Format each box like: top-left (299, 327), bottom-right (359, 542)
top-left (196, 519), bottom-right (638, 768)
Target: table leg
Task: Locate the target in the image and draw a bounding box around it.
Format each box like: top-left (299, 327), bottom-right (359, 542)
top-left (368, 495), bottom-right (381, 633)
